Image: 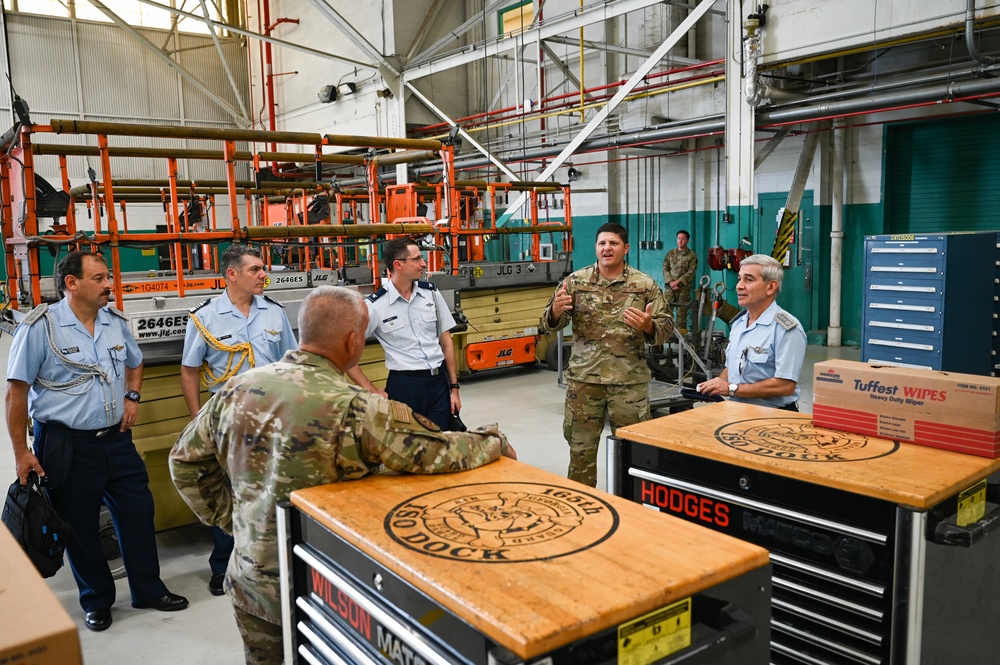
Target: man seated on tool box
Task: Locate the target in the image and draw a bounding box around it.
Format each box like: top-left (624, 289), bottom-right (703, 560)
top-left (696, 254), bottom-right (807, 411)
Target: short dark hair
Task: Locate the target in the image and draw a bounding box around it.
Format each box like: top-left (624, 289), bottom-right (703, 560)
top-left (220, 244), bottom-right (262, 275)
top-left (382, 237), bottom-right (419, 273)
top-left (677, 230), bottom-right (690, 240)
top-left (56, 250), bottom-right (104, 293)
top-left (595, 222), bottom-right (628, 244)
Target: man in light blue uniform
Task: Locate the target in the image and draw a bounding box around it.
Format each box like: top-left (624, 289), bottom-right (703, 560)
top-left (697, 254), bottom-right (806, 410)
top-left (180, 244), bottom-right (295, 595)
top-left (347, 237), bottom-right (461, 430)
top-left (6, 251), bottom-right (187, 632)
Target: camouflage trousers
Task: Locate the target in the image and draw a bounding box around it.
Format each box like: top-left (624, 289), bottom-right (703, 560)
top-left (669, 288), bottom-right (694, 331)
top-left (564, 379), bottom-right (650, 487)
top-left (233, 606), bottom-right (283, 665)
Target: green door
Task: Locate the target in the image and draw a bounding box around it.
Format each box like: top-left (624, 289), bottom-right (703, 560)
top-left (756, 191), bottom-right (814, 331)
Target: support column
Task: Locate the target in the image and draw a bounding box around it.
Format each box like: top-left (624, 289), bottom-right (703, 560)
top-left (725, 0), bottom-right (755, 227)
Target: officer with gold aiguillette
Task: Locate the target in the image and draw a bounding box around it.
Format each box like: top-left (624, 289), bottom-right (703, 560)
top-left (180, 244), bottom-right (296, 596)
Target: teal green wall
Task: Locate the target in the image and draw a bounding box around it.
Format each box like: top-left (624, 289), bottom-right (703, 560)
top-left (568, 200), bottom-right (883, 347)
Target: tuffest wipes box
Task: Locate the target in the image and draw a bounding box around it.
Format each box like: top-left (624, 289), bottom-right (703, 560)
top-left (812, 360), bottom-right (1000, 458)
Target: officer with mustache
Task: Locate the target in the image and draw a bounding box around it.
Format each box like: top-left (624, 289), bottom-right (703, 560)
top-left (6, 250), bottom-right (188, 632)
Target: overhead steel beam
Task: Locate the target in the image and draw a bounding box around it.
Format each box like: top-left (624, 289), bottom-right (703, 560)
top-left (87, 0), bottom-right (246, 124)
top-left (497, 0), bottom-right (719, 224)
top-left (197, 0), bottom-right (250, 126)
top-left (404, 83), bottom-right (520, 181)
top-left (403, 0), bottom-right (668, 82)
top-left (137, 0), bottom-right (378, 71)
top-left (304, 0), bottom-right (401, 79)
top-left (409, 0), bottom-right (511, 66)
top-left (543, 35), bottom-right (700, 66)
top-left (404, 0), bottom-right (449, 63)
top-left (541, 42), bottom-right (593, 100)
top-left (754, 125), bottom-right (792, 169)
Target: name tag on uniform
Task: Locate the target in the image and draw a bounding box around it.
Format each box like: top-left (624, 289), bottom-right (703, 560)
top-left (217, 334), bottom-right (232, 341)
top-left (382, 316), bottom-right (397, 324)
top-left (61, 346), bottom-right (80, 354)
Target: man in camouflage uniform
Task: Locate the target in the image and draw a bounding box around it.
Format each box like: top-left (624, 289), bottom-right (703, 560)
top-left (170, 286), bottom-right (515, 665)
top-left (540, 222), bottom-right (672, 487)
top-left (662, 230), bottom-right (698, 332)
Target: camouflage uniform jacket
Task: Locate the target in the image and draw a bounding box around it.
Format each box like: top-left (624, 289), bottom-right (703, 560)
top-left (169, 349), bottom-right (508, 624)
top-left (663, 247), bottom-right (698, 291)
top-left (540, 263), bottom-right (672, 385)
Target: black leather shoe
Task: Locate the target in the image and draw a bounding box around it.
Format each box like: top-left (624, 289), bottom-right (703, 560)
top-left (131, 592), bottom-right (189, 612)
top-left (209, 573), bottom-right (225, 596)
top-left (85, 609), bottom-right (112, 632)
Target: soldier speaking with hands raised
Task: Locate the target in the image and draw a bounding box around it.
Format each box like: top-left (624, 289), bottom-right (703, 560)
top-left (540, 222), bottom-right (673, 487)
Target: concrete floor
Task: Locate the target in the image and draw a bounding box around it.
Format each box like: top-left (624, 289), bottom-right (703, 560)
top-left (0, 331), bottom-right (858, 664)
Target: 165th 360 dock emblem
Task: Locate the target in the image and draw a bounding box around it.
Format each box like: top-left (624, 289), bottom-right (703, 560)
top-left (385, 482), bottom-right (619, 562)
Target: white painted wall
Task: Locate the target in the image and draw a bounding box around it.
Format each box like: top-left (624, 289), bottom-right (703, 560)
top-left (760, 0), bottom-right (1000, 64)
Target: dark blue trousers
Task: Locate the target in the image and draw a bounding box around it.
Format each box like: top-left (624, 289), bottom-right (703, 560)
top-left (35, 421), bottom-right (168, 613)
top-left (209, 526), bottom-right (234, 576)
top-left (385, 370), bottom-right (452, 430)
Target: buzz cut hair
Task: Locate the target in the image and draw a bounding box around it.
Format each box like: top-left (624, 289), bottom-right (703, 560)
top-left (298, 285), bottom-right (365, 346)
top-left (595, 222), bottom-right (628, 244)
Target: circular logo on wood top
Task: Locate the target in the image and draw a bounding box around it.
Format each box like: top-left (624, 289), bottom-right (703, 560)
top-left (385, 482), bottom-right (619, 562)
top-left (715, 418), bottom-right (899, 462)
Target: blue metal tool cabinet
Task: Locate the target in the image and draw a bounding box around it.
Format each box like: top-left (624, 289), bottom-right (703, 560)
top-left (862, 233), bottom-right (994, 375)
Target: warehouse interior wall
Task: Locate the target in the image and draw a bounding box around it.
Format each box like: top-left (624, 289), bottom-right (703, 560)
top-left (5, 0), bottom-right (1000, 346)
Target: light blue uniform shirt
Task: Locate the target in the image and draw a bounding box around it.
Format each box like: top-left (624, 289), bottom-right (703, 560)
top-left (7, 301), bottom-right (142, 430)
top-left (364, 280), bottom-right (455, 372)
top-left (181, 291), bottom-right (296, 393)
top-left (725, 300), bottom-right (807, 409)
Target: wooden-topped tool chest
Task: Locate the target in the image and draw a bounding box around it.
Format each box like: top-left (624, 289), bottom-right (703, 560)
top-left (611, 401), bottom-right (1000, 665)
top-left (278, 457), bottom-right (772, 665)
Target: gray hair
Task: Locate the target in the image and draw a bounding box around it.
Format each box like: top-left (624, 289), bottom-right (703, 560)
top-left (298, 286), bottom-right (365, 346)
top-left (740, 254), bottom-right (784, 293)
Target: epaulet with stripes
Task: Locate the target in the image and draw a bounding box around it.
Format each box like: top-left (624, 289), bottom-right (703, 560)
top-left (21, 303), bottom-right (48, 326)
top-left (416, 280), bottom-right (437, 291)
top-left (262, 295), bottom-right (285, 308)
top-left (107, 305), bottom-right (127, 320)
top-left (189, 299), bottom-right (211, 314)
top-left (366, 288), bottom-right (386, 303)
top-left (775, 311), bottom-right (799, 331)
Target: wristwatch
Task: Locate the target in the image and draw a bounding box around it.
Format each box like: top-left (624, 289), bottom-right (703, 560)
top-left (728, 383), bottom-right (738, 397)
top-left (124, 389), bottom-right (141, 403)
top-left (449, 383), bottom-right (460, 390)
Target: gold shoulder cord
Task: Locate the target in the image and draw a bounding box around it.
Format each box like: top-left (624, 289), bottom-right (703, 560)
top-left (189, 312), bottom-right (256, 388)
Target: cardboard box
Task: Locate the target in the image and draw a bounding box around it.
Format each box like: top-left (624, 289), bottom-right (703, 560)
top-left (0, 524), bottom-right (82, 665)
top-left (812, 359), bottom-right (1000, 458)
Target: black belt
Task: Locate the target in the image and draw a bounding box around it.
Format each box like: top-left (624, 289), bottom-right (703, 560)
top-left (43, 420), bottom-right (122, 438)
top-left (389, 366), bottom-right (442, 377)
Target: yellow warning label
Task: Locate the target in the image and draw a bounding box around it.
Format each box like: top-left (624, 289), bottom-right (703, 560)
top-left (618, 597), bottom-right (691, 665)
top-left (141, 248), bottom-right (156, 257)
top-left (264, 276), bottom-right (271, 288)
top-left (473, 266), bottom-right (484, 279)
top-left (957, 479), bottom-right (987, 527)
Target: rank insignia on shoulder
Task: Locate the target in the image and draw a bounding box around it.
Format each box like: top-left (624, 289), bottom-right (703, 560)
top-left (107, 305), bottom-right (127, 320)
top-left (413, 412), bottom-right (441, 431)
top-left (775, 311), bottom-right (799, 330)
top-left (262, 295), bottom-right (285, 307)
top-left (416, 280), bottom-right (437, 291)
top-left (190, 299), bottom-right (211, 313)
top-left (366, 287), bottom-right (387, 303)
top-left (21, 303), bottom-right (49, 326)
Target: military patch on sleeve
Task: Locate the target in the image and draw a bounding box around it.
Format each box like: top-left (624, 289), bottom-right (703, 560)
top-left (775, 311), bottom-right (799, 330)
top-left (413, 412), bottom-right (441, 432)
top-left (391, 401), bottom-right (411, 424)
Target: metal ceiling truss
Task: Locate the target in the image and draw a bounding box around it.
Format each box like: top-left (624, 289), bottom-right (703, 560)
top-left (87, 0), bottom-right (248, 125)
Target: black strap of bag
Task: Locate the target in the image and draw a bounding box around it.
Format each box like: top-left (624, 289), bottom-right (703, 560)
top-left (1, 471), bottom-right (70, 578)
